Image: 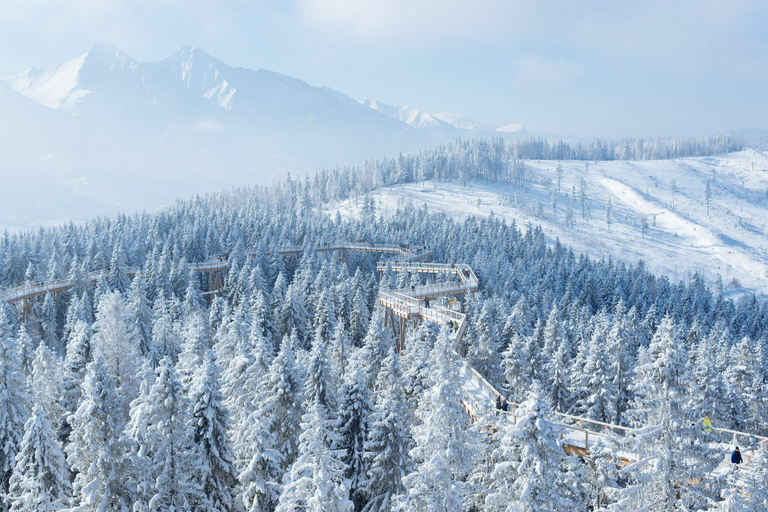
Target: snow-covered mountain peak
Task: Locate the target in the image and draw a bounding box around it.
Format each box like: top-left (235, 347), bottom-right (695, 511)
top-left (3, 42), bottom-right (146, 110)
top-left (163, 46), bottom-right (236, 109)
top-left (361, 99), bottom-right (450, 131)
top-left (84, 42), bottom-right (138, 72)
top-left (4, 52), bottom-right (90, 110)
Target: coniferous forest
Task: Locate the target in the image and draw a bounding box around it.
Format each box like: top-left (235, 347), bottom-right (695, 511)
top-left (0, 137), bottom-right (767, 512)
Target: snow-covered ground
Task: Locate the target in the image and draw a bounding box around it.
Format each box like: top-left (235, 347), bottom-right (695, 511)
top-left (328, 150), bottom-right (768, 298)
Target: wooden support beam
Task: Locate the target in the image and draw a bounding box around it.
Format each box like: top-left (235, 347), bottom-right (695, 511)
top-left (399, 316), bottom-right (406, 354)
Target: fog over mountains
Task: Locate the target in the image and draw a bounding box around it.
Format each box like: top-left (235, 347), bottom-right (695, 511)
top-left (0, 43), bottom-right (525, 230)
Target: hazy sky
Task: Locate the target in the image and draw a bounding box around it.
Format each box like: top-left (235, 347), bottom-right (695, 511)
top-left (1, 0), bottom-right (767, 138)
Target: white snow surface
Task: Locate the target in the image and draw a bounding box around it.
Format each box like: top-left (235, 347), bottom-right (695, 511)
top-left (4, 53), bottom-right (91, 110)
top-left (328, 150), bottom-right (768, 297)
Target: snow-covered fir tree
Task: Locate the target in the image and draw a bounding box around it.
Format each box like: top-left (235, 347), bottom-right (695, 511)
top-left (7, 405), bottom-right (71, 512)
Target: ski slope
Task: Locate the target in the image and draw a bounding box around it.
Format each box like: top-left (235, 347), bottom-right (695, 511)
top-left (329, 150), bottom-right (768, 298)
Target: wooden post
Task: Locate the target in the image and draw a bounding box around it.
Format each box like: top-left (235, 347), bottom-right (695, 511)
top-left (399, 316), bottom-right (406, 354)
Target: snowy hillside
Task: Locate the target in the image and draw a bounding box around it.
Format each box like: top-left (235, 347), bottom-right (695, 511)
top-left (329, 149), bottom-right (768, 297)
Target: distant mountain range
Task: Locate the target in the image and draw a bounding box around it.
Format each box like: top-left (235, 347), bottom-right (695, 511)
top-left (0, 43), bottom-right (530, 229)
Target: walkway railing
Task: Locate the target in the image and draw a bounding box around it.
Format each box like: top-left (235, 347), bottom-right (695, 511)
top-left (4, 241), bottom-right (766, 466)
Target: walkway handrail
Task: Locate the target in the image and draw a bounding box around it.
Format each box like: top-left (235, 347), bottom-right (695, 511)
top-left (6, 241), bottom-right (766, 463)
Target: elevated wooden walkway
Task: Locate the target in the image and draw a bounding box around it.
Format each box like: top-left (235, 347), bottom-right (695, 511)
top-left (3, 241), bottom-right (765, 467)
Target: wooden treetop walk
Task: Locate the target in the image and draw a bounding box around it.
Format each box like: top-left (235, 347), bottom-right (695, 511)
top-left (2, 241), bottom-right (766, 468)
top-left (0, 243), bottom-right (428, 304)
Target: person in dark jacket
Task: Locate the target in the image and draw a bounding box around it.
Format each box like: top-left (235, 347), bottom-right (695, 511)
top-left (731, 447), bottom-right (743, 464)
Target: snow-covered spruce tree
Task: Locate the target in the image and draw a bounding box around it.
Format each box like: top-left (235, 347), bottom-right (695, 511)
top-left (329, 321), bottom-right (351, 381)
top-left (29, 341), bottom-right (64, 433)
top-left (184, 271), bottom-right (206, 317)
top-left (337, 360), bottom-right (374, 512)
top-left (501, 332), bottom-right (532, 403)
top-left (67, 359), bottom-right (132, 511)
top-left (304, 326), bottom-right (338, 413)
top-left (15, 324), bottom-right (35, 381)
top-left (468, 299), bottom-right (503, 389)
top-left (395, 327), bottom-right (478, 511)
top-left (279, 284), bottom-right (309, 347)
top-left (90, 291), bottom-right (142, 418)
top-left (148, 290), bottom-right (181, 368)
top-left (275, 395), bottom-right (352, 512)
top-left (189, 352), bottom-right (239, 512)
top-left (177, 311), bottom-right (213, 392)
top-left (59, 320), bottom-right (91, 439)
top-left (131, 357), bottom-right (207, 511)
top-left (577, 324), bottom-right (619, 424)
top-left (582, 438), bottom-right (624, 510)
top-left (0, 307), bottom-right (30, 510)
top-left (127, 272), bottom-right (153, 355)
top-left (261, 332), bottom-right (304, 475)
top-left (238, 412), bottom-right (283, 512)
top-left (622, 315), bottom-right (723, 512)
top-left (7, 405), bottom-right (71, 512)
top-left (485, 391), bottom-right (584, 512)
top-left (348, 281), bottom-right (370, 347)
top-left (363, 343), bottom-right (412, 512)
top-left (400, 320), bottom-right (438, 402)
top-left (108, 244), bottom-right (131, 294)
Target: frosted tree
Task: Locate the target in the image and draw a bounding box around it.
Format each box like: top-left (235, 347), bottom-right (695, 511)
top-left (108, 244), bottom-right (131, 293)
top-left (304, 326), bottom-right (338, 414)
top-left (189, 353), bottom-right (239, 512)
top-left (605, 198), bottom-right (613, 231)
top-left (329, 322), bottom-right (351, 380)
top-left (623, 315), bottom-right (722, 511)
top-left (262, 332), bottom-right (304, 474)
top-left (67, 359), bottom-right (132, 511)
top-left (468, 300), bottom-right (503, 388)
top-left (131, 357), bottom-right (207, 511)
top-left (576, 326), bottom-right (618, 423)
top-left (148, 291), bottom-right (181, 367)
top-left (275, 398), bottom-right (353, 512)
top-left (485, 392), bottom-right (584, 512)
top-left (90, 291), bottom-right (142, 418)
top-left (337, 363), bottom-right (374, 511)
top-left (177, 311), bottom-right (213, 392)
top-left (396, 328), bottom-right (477, 511)
top-left (238, 411), bottom-right (283, 512)
top-left (501, 333), bottom-right (532, 402)
top-left (7, 405), bottom-right (71, 512)
top-left (363, 344), bottom-right (412, 512)
top-left (29, 341), bottom-right (63, 432)
top-left (59, 320), bottom-right (91, 435)
top-left (349, 275), bottom-right (370, 347)
top-left (401, 320), bottom-right (438, 402)
top-left (184, 271), bottom-right (205, 316)
top-left (15, 324), bottom-right (35, 380)
top-left (0, 307), bottom-right (30, 509)
top-left (279, 285), bottom-right (309, 346)
top-left (127, 272), bottom-right (154, 355)
top-left (40, 292), bottom-right (58, 353)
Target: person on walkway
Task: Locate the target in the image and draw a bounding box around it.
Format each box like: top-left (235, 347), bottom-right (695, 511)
top-left (702, 416), bottom-right (713, 433)
top-left (731, 447), bottom-right (743, 465)
top-left (495, 395), bottom-right (502, 411)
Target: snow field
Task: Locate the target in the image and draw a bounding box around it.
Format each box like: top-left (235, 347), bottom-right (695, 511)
top-left (329, 149), bottom-right (768, 298)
